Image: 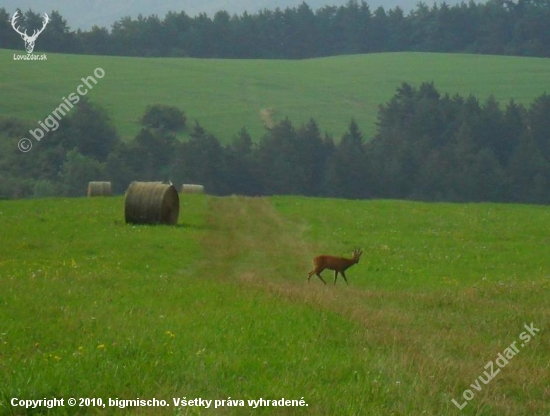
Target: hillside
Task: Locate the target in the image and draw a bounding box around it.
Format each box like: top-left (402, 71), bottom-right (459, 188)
top-left (3, 50), bottom-right (550, 142)
top-left (0, 195), bottom-right (549, 414)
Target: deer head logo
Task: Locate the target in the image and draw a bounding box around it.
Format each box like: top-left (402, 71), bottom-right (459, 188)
top-left (11, 11), bottom-right (49, 54)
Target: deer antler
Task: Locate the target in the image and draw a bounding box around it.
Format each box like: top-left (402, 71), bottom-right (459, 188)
top-left (30, 13), bottom-right (50, 40)
top-left (11, 11), bottom-right (27, 38)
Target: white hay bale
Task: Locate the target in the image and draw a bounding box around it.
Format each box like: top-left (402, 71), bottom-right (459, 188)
top-left (87, 181), bottom-right (112, 197)
top-left (181, 184), bottom-right (204, 194)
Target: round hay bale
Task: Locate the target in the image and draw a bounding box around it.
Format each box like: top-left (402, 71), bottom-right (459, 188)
top-left (87, 181), bottom-right (112, 197)
top-left (124, 182), bottom-right (179, 225)
top-left (181, 184), bottom-right (204, 194)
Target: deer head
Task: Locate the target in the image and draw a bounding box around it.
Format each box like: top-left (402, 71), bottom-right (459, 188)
top-left (11, 11), bottom-right (49, 54)
top-left (352, 248), bottom-right (363, 262)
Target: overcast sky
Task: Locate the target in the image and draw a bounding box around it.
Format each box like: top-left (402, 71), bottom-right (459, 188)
top-left (3, 0), bottom-right (468, 30)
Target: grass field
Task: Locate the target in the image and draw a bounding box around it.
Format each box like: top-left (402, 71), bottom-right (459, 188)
top-left (0, 195), bottom-right (548, 415)
top-left (2, 49), bottom-right (550, 142)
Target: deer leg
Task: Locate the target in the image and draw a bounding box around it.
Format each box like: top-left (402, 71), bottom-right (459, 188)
top-left (316, 272), bottom-right (327, 285)
top-left (341, 271), bottom-right (349, 285)
top-left (307, 270), bottom-right (315, 282)
top-left (334, 271), bottom-right (339, 285)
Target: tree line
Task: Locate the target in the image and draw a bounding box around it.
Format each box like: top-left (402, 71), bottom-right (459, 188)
top-left (2, 0), bottom-right (550, 58)
top-left (1, 83), bottom-right (549, 203)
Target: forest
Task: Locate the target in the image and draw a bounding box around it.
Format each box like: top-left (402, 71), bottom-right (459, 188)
top-left (1, 0), bottom-right (550, 58)
top-left (3, 1), bottom-right (550, 203)
top-left (1, 83), bottom-right (549, 203)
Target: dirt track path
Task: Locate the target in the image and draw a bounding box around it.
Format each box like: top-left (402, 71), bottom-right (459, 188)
top-left (201, 196), bottom-right (312, 284)
top-left (199, 196), bottom-right (479, 359)
top-left (200, 196), bottom-right (410, 330)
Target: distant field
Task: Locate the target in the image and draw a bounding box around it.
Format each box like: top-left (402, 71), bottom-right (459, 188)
top-left (0, 195), bottom-right (548, 414)
top-left (2, 49), bottom-right (550, 142)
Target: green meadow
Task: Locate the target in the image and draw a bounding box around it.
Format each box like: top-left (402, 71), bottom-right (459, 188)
top-left (0, 195), bottom-right (548, 415)
top-left (2, 49), bottom-right (550, 141)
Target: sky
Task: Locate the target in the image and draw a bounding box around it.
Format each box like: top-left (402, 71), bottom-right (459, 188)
top-left (3, 0), bottom-right (466, 30)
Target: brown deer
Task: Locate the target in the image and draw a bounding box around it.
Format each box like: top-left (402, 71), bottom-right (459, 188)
top-left (308, 249), bottom-right (363, 285)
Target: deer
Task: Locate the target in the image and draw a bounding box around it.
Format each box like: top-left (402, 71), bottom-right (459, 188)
top-left (11, 11), bottom-right (49, 54)
top-left (308, 249), bottom-right (363, 285)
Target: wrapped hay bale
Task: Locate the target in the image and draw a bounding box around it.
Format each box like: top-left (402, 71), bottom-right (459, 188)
top-left (181, 184), bottom-right (204, 194)
top-left (124, 182), bottom-right (179, 225)
top-left (87, 181), bottom-right (112, 197)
